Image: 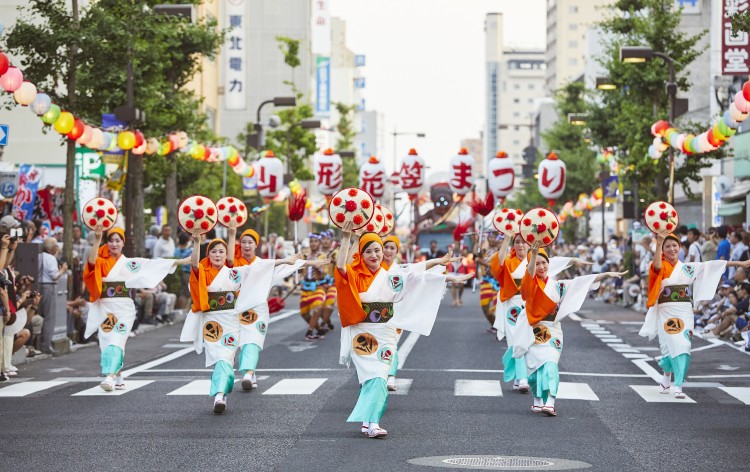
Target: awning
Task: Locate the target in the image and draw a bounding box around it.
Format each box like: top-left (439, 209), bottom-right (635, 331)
top-left (721, 179), bottom-right (750, 201)
top-left (718, 200), bottom-right (745, 216)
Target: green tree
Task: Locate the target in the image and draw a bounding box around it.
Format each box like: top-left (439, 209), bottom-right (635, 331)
top-left (507, 81), bottom-right (598, 242)
top-left (333, 102), bottom-right (359, 188)
top-left (3, 0), bottom-right (223, 257)
top-left (587, 0), bottom-right (722, 203)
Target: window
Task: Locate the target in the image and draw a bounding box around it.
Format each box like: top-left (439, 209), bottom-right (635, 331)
top-left (513, 98), bottom-right (520, 104)
top-left (569, 40), bottom-right (578, 48)
top-left (528, 98), bottom-right (534, 104)
top-left (513, 139), bottom-right (520, 146)
top-left (569, 6), bottom-right (578, 13)
top-left (568, 58), bottom-right (578, 65)
top-left (569, 23), bottom-right (578, 31)
top-left (528, 83), bottom-right (534, 90)
top-left (514, 126), bottom-right (520, 131)
top-left (513, 112), bottom-right (520, 118)
top-left (513, 83), bottom-right (520, 90)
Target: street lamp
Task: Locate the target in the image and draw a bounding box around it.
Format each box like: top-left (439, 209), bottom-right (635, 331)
top-left (620, 45), bottom-right (680, 203)
top-left (285, 119), bottom-right (321, 182)
top-left (596, 77), bottom-right (617, 90)
top-left (568, 113), bottom-right (588, 126)
top-left (392, 129), bottom-right (426, 170)
top-left (247, 96), bottom-right (297, 150)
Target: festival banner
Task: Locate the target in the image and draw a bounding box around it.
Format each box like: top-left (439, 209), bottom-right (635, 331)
top-left (12, 164), bottom-right (42, 221)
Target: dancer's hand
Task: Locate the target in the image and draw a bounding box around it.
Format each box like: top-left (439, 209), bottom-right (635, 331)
top-left (572, 258), bottom-right (593, 267)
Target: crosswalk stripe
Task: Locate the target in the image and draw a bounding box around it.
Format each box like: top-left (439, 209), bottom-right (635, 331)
top-left (602, 338), bottom-right (625, 343)
top-left (718, 387), bottom-right (750, 405)
top-left (622, 353), bottom-right (650, 359)
top-left (629, 385), bottom-right (696, 403)
top-left (454, 379), bottom-right (503, 397)
top-left (557, 382), bottom-right (599, 401)
top-left (72, 380), bottom-right (154, 396)
top-left (262, 378), bottom-right (327, 395)
top-left (0, 380), bottom-right (68, 397)
top-left (389, 378), bottom-right (413, 395)
top-left (167, 380), bottom-right (237, 396)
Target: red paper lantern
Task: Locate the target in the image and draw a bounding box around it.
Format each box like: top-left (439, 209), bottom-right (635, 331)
top-left (67, 119), bottom-right (85, 140)
top-left (0, 52), bottom-right (9, 76)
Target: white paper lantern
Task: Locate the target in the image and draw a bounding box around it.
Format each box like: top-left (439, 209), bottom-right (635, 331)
top-left (77, 125), bottom-right (93, 146)
top-left (13, 81), bottom-right (37, 106)
top-left (313, 148), bottom-right (343, 196)
top-left (399, 148), bottom-right (425, 198)
top-left (735, 91), bottom-right (750, 114)
top-left (487, 151), bottom-right (515, 202)
top-left (359, 156), bottom-right (387, 199)
top-left (537, 152), bottom-right (566, 206)
top-left (653, 136), bottom-right (668, 153)
top-left (449, 147), bottom-right (475, 195)
top-left (257, 150), bottom-right (285, 199)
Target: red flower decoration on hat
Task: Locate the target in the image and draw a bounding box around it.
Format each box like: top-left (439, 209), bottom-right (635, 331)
top-left (345, 200), bottom-right (357, 212)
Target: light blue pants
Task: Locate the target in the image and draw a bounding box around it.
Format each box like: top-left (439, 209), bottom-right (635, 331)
top-left (347, 377), bottom-right (389, 423)
top-left (502, 348), bottom-right (528, 383)
top-left (528, 361), bottom-right (559, 402)
top-left (239, 343), bottom-right (261, 373)
top-left (100, 345), bottom-right (124, 375)
top-left (387, 350), bottom-right (399, 377)
top-left (210, 360), bottom-right (235, 397)
top-left (659, 353), bottom-right (691, 386)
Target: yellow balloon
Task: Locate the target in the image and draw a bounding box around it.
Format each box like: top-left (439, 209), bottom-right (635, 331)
top-left (53, 111), bottom-right (75, 135)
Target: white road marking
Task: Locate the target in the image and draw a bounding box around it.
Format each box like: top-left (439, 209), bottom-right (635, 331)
top-left (0, 381), bottom-right (68, 397)
top-left (167, 380), bottom-right (235, 396)
top-left (161, 344), bottom-right (193, 349)
top-left (397, 331), bottom-right (421, 369)
top-left (718, 387), bottom-right (750, 405)
top-left (630, 385), bottom-right (696, 403)
top-left (454, 379), bottom-right (502, 397)
top-left (689, 374), bottom-right (750, 379)
top-left (389, 378), bottom-right (413, 395)
top-left (601, 338), bottom-right (625, 343)
top-left (72, 380), bottom-right (154, 396)
top-left (622, 353), bottom-right (650, 359)
top-left (568, 313), bottom-right (582, 321)
top-left (557, 382), bottom-right (599, 401)
top-left (690, 343), bottom-right (722, 353)
top-left (262, 378), bottom-right (327, 395)
top-left (632, 359), bottom-right (663, 383)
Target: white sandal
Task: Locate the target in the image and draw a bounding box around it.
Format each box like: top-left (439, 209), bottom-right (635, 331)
top-left (368, 426), bottom-right (388, 439)
top-left (541, 406), bottom-right (557, 417)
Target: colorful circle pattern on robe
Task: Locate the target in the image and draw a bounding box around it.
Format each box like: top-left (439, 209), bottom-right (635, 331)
top-left (101, 313), bottom-right (117, 333)
top-left (492, 207), bottom-right (523, 237)
top-left (81, 197), bottom-right (118, 231)
top-left (664, 317), bottom-right (685, 334)
top-left (178, 195), bottom-right (218, 235)
top-left (240, 309), bottom-right (258, 325)
top-left (216, 196), bottom-right (248, 227)
top-left (533, 325), bottom-right (552, 344)
top-left (520, 207), bottom-right (560, 247)
top-left (328, 187), bottom-right (375, 230)
top-left (357, 206), bottom-right (385, 235)
top-left (644, 201), bottom-right (679, 235)
top-left (352, 332), bottom-right (378, 355)
top-left (376, 204), bottom-right (395, 237)
top-left (203, 321), bottom-right (223, 342)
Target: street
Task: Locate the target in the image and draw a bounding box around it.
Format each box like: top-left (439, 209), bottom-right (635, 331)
top-left (1, 295), bottom-right (749, 471)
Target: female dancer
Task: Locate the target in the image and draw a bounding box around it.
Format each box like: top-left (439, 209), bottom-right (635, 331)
top-left (381, 235), bottom-right (454, 391)
top-left (517, 241), bottom-right (625, 416)
top-left (336, 224), bottom-right (472, 438)
top-left (640, 233), bottom-right (749, 398)
top-left (84, 228), bottom-right (189, 391)
top-left (491, 234), bottom-right (590, 393)
top-left (226, 225), bottom-right (323, 391)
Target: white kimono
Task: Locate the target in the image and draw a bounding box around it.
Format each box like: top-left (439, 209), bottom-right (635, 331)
top-left (639, 260), bottom-right (726, 359)
top-left (340, 263), bottom-right (447, 384)
top-left (513, 273), bottom-right (600, 375)
top-left (237, 260), bottom-right (304, 349)
top-left (85, 256), bottom-right (176, 352)
top-left (180, 260), bottom-right (275, 367)
top-left (495, 257), bottom-right (573, 344)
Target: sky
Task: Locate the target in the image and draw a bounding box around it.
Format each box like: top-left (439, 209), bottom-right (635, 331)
top-left (329, 0), bottom-right (546, 175)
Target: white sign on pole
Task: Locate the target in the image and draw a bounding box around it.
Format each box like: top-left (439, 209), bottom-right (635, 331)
top-left (311, 0), bottom-right (331, 55)
top-left (224, 0), bottom-right (247, 110)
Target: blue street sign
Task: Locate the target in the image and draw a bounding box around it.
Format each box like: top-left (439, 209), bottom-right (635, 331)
top-left (0, 124), bottom-right (8, 146)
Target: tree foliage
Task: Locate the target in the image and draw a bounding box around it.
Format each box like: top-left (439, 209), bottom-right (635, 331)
top-left (587, 0), bottom-right (721, 202)
top-left (333, 102), bottom-right (359, 188)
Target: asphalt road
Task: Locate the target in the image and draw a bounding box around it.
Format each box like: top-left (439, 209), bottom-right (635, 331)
top-left (1, 293), bottom-right (749, 471)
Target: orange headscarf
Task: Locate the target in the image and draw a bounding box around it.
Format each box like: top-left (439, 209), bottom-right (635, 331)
top-left (335, 233), bottom-right (383, 327)
top-left (83, 227), bottom-right (125, 302)
top-left (234, 229), bottom-right (259, 266)
top-left (190, 239), bottom-right (228, 312)
top-left (381, 235), bottom-right (401, 269)
top-left (646, 234), bottom-right (680, 308)
top-left (520, 247), bottom-right (557, 325)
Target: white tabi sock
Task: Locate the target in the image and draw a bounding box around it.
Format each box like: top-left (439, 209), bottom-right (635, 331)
top-left (662, 373), bottom-right (672, 388)
top-left (369, 423), bottom-right (380, 431)
top-left (674, 385), bottom-right (683, 393)
top-left (519, 379), bottom-right (529, 388)
top-left (215, 393), bottom-right (224, 401)
top-left (533, 397), bottom-right (543, 407)
top-left (544, 396), bottom-right (556, 408)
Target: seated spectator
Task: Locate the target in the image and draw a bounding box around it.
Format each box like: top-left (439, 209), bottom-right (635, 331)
top-left (152, 281), bottom-right (176, 324)
top-left (702, 227), bottom-right (718, 261)
top-left (67, 292), bottom-right (90, 344)
top-left (706, 282), bottom-right (750, 339)
top-left (733, 267), bottom-right (748, 291)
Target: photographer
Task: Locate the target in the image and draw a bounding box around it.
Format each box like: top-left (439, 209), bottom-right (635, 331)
top-left (38, 237), bottom-right (68, 355)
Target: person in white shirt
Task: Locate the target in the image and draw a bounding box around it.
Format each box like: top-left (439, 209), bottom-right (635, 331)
top-left (152, 225), bottom-right (176, 259)
top-left (38, 238), bottom-right (68, 355)
top-left (591, 244), bottom-right (605, 273)
top-left (729, 231), bottom-right (748, 280)
top-left (687, 228), bottom-right (703, 263)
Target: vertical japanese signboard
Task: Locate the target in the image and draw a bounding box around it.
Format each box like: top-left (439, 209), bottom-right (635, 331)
top-left (722, 0), bottom-right (750, 75)
top-left (225, 0), bottom-right (246, 110)
top-left (315, 56), bottom-right (331, 116)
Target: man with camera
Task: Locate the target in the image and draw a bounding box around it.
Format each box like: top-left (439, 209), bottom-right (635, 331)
top-left (38, 237), bottom-right (67, 355)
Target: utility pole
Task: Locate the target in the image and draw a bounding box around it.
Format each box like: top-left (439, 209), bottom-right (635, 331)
top-left (62, 0), bottom-right (79, 268)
